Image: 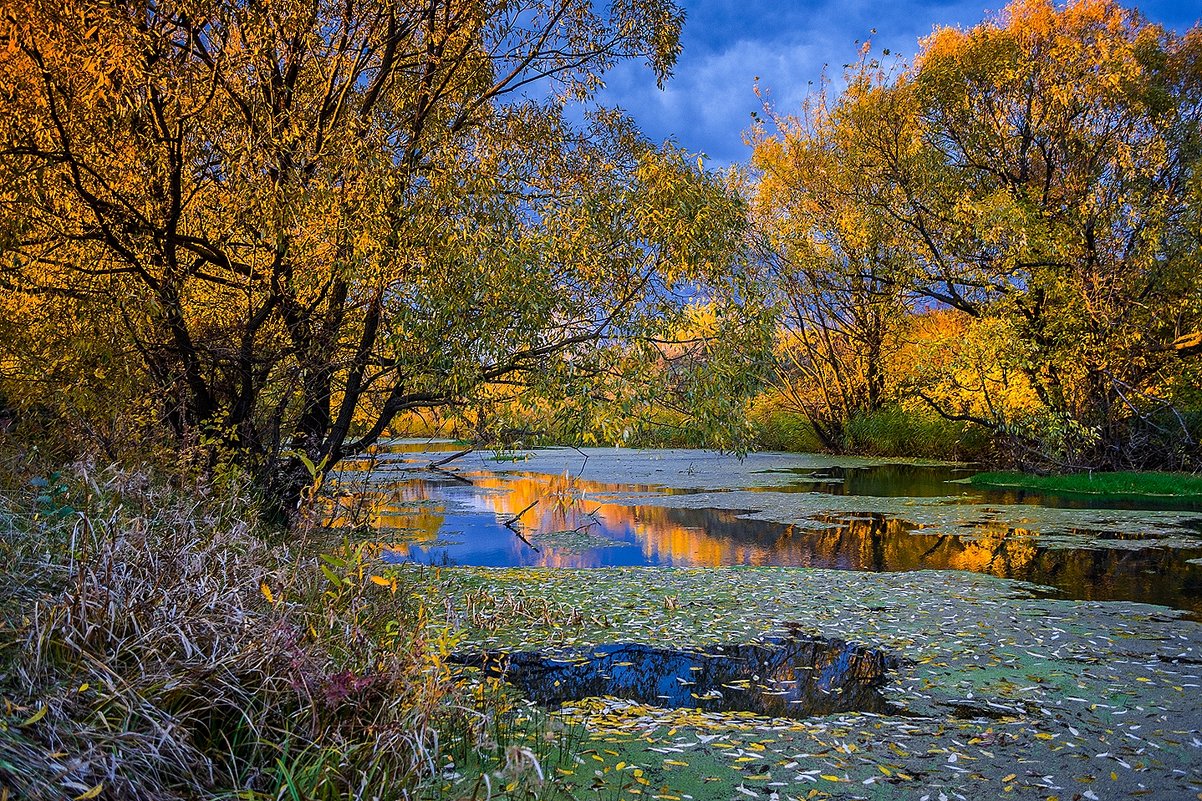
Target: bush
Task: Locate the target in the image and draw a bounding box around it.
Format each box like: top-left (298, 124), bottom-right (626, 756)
top-left (747, 400), bottom-right (992, 459)
top-left (0, 461), bottom-right (454, 800)
top-left (747, 400), bottom-right (825, 452)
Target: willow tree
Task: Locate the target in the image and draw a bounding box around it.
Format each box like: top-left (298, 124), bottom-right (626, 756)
top-left (0, 0), bottom-right (767, 512)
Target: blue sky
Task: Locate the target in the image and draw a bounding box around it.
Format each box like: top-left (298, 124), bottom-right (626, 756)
top-left (593, 0), bottom-right (1202, 166)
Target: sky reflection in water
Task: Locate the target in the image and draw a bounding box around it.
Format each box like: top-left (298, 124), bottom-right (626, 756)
top-left (330, 458), bottom-right (1202, 617)
top-left (452, 634), bottom-right (897, 719)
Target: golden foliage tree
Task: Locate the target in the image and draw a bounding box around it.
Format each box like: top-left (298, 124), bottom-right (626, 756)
top-left (749, 65), bottom-right (917, 449)
top-left (752, 0), bottom-right (1202, 468)
top-left (0, 0), bottom-right (769, 511)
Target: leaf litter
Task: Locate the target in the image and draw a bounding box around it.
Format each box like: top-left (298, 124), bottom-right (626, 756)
top-left (415, 565), bottom-right (1202, 800)
top-left (358, 446), bottom-right (1202, 798)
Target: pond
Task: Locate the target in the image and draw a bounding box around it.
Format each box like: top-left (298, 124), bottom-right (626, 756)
top-left (331, 443), bottom-right (1202, 618)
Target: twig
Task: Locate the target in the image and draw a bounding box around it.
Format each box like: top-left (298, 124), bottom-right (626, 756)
top-left (502, 500), bottom-right (541, 552)
top-left (428, 465), bottom-right (474, 485)
top-left (566, 444), bottom-right (590, 480)
top-left (427, 447), bottom-right (473, 469)
top-left (503, 500), bottom-right (539, 527)
top-left (504, 523), bottom-right (540, 552)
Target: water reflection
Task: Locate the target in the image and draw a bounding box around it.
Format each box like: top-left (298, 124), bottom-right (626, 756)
top-left (770, 464), bottom-right (1202, 512)
top-left (328, 467), bottom-right (1202, 617)
top-left (453, 632), bottom-right (897, 718)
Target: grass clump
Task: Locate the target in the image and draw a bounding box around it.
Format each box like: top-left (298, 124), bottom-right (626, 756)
top-left (746, 400), bottom-right (825, 452)
top-left (748, 400), bottom-right (991, 460)
top-left (841, 406), bottom-right (990, 460)
top-left (968, 470), bottom-right (1202, 498)
top-left (0, 460), bottom-right (459, 800)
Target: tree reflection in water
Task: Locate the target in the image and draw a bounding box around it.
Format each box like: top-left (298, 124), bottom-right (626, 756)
top-left (453, 632), bottom-right (898, 719)
top-left (330, 468), bottom-right (1202, 617)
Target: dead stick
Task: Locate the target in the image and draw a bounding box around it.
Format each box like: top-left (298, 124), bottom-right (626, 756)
top-left (504, 522), bottom-right (540, 552)
top-left (429, 465), bottom-right (474, 485)
top-left (503, 499), bottom-right (538, 527)
top-left (427, 447), bottom-right (473, 469)
top-left (502, 500), bottom-right (540, 552)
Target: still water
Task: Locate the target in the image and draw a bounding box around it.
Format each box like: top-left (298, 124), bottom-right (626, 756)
top-left (451, 631), bottom-right (897, 718)
top-left (333, 446), bottom-right (1202, 617)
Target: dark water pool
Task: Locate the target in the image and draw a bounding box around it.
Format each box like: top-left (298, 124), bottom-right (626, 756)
top-left (452, 632), bottom-right (898, 719)
top-left (763, 463), bottom-right (1202, 511)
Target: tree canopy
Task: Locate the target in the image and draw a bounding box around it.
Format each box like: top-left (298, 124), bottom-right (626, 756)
top-left (750, 0), bottom-right (1202, 469)
top-left (0, 0), bottom-right (769, 511)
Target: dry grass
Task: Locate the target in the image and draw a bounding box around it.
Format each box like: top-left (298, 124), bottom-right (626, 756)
top-left (0, 461), bottom-right (456, 800)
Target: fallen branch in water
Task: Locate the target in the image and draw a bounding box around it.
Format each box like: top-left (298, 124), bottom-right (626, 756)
top-left (503, 500), bottom-right (540, 551)
top-left (503, 499), bottom-right (539, 528)
top-left (427, 447), bottom-right (473, 469)
top-left (428, 465), bottom-right (474, 485)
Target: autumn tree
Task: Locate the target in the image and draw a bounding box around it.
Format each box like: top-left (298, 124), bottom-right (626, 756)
top-left (748, 68), bottom-right (916, 450)
top-left (753, 0), bottom-right (1202, 468)
top-left (0, 0), bottom-right (768, 514)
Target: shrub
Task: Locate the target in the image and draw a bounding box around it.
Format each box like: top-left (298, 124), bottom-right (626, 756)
top-left (842, 407), bottom-right (990, 460)
top-left (0, 461), bottom-right (453, 800)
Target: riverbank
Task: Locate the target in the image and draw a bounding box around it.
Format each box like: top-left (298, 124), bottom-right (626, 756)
top-left (7, 447), bottom-right (1202, 800)
top-left (970, 470), bottom-right (1202, 499)
top-left (0, 464), bottom-right (463, 800)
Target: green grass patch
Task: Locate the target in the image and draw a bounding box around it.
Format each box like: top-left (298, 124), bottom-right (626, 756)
top-left (748, 400), bottom-right (992, 460)
top-left (842, 406), bottom-right (990, 460)
top-left (748, 404), bottom-right (826, 452)
top-left (969, 469), bottom-right (1202, 498)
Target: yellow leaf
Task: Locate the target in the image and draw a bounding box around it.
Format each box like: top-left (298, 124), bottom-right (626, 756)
top-left (73, 785), bottom-right (103, 800)
top-left (1002, 774), bottom-right (1017, 783)
top-left (20, 706), bottom-right (46, 726)
top-left (369, 575), bottom-right (391, 587)
top-left (260, 583), bottom-right (274, 604)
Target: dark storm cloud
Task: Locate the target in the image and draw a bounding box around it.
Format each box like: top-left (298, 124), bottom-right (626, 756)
top-left (588, 0), bottom-right (1202, 166)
